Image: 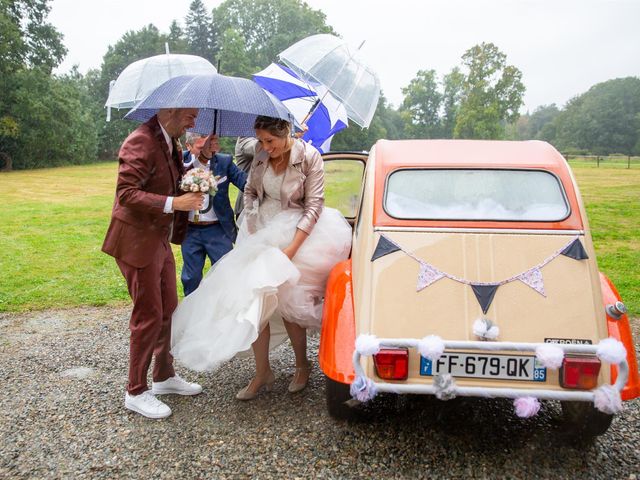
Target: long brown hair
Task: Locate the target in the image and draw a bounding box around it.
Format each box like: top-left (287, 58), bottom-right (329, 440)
top-left (253, 116), bottom-right (291, 138)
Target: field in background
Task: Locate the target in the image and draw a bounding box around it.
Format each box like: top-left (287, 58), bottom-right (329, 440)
top-left (569, 164), bottom-right (639, 316)
top-left (566, 155), bottom-right (640, 168)
top-left (0, 161), bottom-right (638, 316)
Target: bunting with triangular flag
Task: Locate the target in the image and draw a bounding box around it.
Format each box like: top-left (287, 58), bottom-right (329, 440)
top-left (417, 262), bottom-right (445, 291)
top-left (371, 235), bottom-right (401, 261)
top-left (561, 238), bottom-right (589, 260)
top-left (471, 284), bottom-right (500, 314)
top-left (517, 267), bottom-right (546, 296)
top-left (372, 233), bottom-right (589, 314)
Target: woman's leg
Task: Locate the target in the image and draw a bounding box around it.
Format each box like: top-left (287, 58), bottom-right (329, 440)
top-left (283, 319), bottom-right (311, 392)
top-left (236, 323), bottom-right (275, 400)
top-left (252, 322), bottom-right (272, 378)
top-left (283, 319), bottom-right (308, 367)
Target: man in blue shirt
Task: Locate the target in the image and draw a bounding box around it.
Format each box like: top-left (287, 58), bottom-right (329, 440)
top-left (181, 133), bottom-right (247, 296)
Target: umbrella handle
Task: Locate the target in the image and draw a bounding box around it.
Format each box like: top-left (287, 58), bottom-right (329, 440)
top-left (301, 98), bottom-right (322, 125)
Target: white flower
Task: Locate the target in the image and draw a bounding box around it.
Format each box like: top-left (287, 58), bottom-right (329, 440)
top-left (535, 344), bottom-right (564, 370)
top-left (473, 318), bottom-right (499, 340)
top-left (355, 334), bottom-right (380, 356)
top-left (594, 385), bottom-right (623, 414)
top-left (418, 335), bottom-right (445, 361)
top-left (597, 338), bottom-right (627, 364)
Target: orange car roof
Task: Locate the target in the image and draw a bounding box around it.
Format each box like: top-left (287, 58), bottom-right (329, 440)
top-left (372, 139), bottom-right (585, 230)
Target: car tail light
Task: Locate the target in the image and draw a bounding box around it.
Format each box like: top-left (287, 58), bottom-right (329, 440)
top-left (560, 355), bottom-right (601, 390)
top-left (373, 348), bottom-right (409, 380)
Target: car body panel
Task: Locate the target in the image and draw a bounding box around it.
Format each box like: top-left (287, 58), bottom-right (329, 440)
top-left (372, 139), bottom-right (585, 230)
top-left (355, 230), bottom-right (609, 390)
top-left (319, 139), bottom-right (639, 402)
top-left (319, 260), bottom-right (356, 383)
top-left (600, 272), bottom-right (640, 400)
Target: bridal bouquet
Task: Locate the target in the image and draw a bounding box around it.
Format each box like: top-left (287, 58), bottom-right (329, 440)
top-left (180, 167), bottom-right (220, 195)
top-left (180, 168), bottom-right (225, 222)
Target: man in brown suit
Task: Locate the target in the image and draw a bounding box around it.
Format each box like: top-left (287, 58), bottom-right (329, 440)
top-left (102, 108), bottom-right (207, 419)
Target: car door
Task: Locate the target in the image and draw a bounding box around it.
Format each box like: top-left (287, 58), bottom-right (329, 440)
top-left (321, 152), bottom-right (368, 226)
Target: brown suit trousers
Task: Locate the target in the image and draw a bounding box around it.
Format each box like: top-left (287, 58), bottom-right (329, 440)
top-left (116, 240), bottom-right (176, 395)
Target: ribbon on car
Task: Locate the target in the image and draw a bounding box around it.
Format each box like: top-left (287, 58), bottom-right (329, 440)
top-left (370, 234), bottom-right (589, 314)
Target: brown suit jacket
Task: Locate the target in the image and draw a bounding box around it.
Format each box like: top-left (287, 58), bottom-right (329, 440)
top-left (102, 115), bottom-right (188, 268)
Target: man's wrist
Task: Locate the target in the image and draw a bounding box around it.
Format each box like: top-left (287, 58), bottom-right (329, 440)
top-left (199, 151), bottom-right (212, 160)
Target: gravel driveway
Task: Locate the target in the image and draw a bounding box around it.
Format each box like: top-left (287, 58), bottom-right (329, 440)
top-left (1, 306), bottom-right (638, 479)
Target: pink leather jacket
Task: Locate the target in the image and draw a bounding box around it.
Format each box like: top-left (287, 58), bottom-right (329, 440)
top-left (243, 138), bottom-right (324, 234)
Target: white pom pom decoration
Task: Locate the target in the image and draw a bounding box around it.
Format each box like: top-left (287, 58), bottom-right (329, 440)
top-left (535, 344), bottom-right (565, 370)
top-left (355, 334), bottom-right (380, 356)
top-left (513, 397), bottom-right (541, 418)
top-left (593, 385), bottom-right (623, 414)
top-left (433, 374), bottom-right (457, 401)
top-left (596, 338), bottom-right (627, 364)
top-left (473, 318), bottom-right (500, 340)
top-left (350, 376), bottom-right (378, 403)
top-left (418, 335), bottom-right (445, 361)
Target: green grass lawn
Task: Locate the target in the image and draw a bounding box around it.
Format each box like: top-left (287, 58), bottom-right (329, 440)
top-left (0, 161), bottom-right (638, 316)
top-left (569, 162), bottom-right (640, 316)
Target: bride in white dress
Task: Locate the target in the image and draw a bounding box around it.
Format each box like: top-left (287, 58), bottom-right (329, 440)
top-left (170, 116), bottom-right (352, 400)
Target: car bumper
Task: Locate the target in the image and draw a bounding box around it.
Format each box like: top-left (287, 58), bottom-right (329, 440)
top-left (352, 338), bottom-right (629, 402)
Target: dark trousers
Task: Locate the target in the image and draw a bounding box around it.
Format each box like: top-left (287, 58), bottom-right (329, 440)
top-left (116, 240), bottom-right (176, 395)
top-left (180, 223), bottom-right (233, 296)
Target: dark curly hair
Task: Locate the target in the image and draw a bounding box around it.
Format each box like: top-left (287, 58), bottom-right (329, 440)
top-left (253, 116), bottom-right (291, 138)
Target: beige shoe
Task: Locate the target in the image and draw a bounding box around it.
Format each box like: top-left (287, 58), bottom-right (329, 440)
top-left (235, 371), bottom-right (276, 401)
top-left (288, 363), bottom-right (312, 393)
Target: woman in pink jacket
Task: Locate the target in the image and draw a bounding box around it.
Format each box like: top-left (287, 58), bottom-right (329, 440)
top-left (171, 116), bottom-right (352, 400)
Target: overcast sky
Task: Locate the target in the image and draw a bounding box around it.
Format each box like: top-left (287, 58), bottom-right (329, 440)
top-left (49, 0), bottom-right (640, 112)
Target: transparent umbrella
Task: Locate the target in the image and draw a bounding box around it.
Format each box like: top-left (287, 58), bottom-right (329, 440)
top-left (279, 34), bottom-right (380, 128)
top-left (105, 44), bottom-right (217, 120)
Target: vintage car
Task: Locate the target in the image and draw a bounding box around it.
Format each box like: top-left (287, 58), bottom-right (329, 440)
top-left (319, 139), bottom-right (639, 436)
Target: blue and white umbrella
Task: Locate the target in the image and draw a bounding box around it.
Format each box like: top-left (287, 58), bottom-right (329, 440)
top-left (279, 34), bottom-right (380, 129)
top-left (253, 63), bottom-right (348, 153)
top-left (125, 73), bottom-right (294, 137)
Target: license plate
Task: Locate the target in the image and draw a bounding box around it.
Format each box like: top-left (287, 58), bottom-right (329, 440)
top-left (420, 352), bottom-right (547, 382)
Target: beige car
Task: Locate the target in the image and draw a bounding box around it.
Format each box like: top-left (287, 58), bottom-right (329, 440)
top-left (319, 139), bottom-right (638, 437)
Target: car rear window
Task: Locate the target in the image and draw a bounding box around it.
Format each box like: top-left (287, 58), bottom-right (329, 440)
top-left (385, 169), bottom-right (569, 221)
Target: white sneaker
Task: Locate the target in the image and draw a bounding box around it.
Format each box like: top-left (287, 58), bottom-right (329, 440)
top-left (124, 391), bottom-right (172, 419)
top-left (152, 375), bottom-right (203, 396)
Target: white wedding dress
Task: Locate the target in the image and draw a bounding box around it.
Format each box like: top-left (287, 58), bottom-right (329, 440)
top-left (170, 165), bottom-right (352, 372)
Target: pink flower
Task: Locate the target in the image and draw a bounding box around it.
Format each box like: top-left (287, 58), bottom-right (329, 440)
top-left (514, 397), bottom-right (540, 418)
top-left (180, 168), bottom-right (220, 195)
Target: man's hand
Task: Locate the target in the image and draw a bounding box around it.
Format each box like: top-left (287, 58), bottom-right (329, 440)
top-left (173, 193), bottom-right (204, 211)
top-left (201, 134), bottom-right (220, 159)
top-left (294, 123), bottom-right (308, 139)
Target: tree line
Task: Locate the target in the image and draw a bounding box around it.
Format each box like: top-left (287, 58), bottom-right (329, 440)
top-left (1, 0), bottom-right (639, 170)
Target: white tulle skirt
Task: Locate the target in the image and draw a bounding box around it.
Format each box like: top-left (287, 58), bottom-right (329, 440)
top-left (170, 207), bottom-right (352, 372)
